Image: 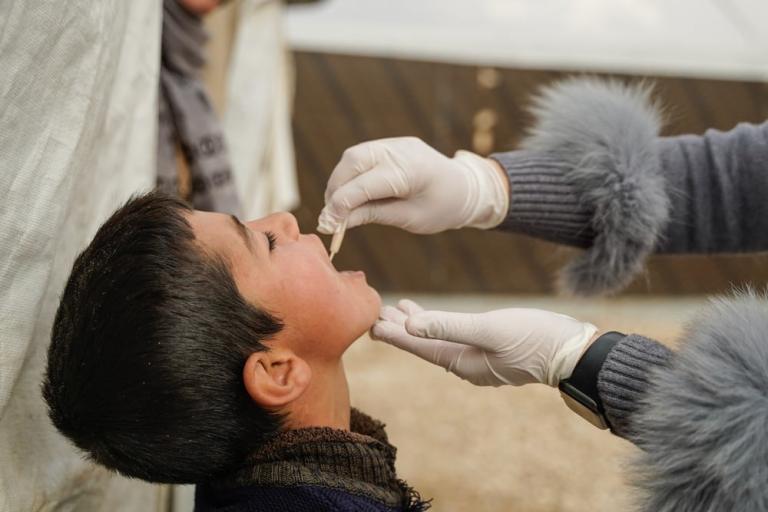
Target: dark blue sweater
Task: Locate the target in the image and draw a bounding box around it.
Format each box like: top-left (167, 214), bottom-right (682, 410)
top-left (195, 483), bottom-right (406, 511)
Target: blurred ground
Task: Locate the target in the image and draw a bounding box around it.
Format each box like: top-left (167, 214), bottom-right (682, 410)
top-left (344, 295), bottom-right (707, 511)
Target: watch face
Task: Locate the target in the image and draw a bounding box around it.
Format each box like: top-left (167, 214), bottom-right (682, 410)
top-left (559, 384), bottom-right (609, 430)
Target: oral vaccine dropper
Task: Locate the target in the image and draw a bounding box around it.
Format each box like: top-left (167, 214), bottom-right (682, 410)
top-left (329, 219), bottom-right (348, 261)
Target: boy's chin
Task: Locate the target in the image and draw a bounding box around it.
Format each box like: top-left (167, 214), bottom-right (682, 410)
top-left (366, 286), bottom-right (382, 312)
top-left (339, 315), bottom-right (380, 356)
top-left (346, 280), bottom-right (381, 321)
top-left (341, 325), bottom-right (373, 353)
top-left (362, 290), bottom-right (382, 334)
top-left (324, 284), bottom-right (380, 356)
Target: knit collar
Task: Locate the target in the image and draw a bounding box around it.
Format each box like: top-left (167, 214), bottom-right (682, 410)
top-left (211, 409), bottom-right (429, 511)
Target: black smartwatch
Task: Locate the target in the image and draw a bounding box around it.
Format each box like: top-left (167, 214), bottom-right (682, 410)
top-left (558, 331), bottom-right (624, 430)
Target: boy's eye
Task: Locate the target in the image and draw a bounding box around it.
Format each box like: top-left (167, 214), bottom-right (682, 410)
top-left (265, 231), bottom-right (277, 251)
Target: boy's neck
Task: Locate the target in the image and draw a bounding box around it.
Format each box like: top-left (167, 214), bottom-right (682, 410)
top-left (286, 359), bottom-right (350, 431)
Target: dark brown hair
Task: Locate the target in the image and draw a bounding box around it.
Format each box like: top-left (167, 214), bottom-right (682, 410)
top-left (43, 192), bottom-right (282, 483)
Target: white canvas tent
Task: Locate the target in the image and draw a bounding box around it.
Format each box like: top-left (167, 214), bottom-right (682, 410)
top-left (285, 0), bottom-right (768, 81)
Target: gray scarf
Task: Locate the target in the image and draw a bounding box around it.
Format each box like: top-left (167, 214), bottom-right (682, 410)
top-left (157, 0), bottom-right (241, 215)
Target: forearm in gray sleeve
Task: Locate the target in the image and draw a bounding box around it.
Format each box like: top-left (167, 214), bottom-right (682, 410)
top-left (492, 77), bottom-right (768, 295)
top-left (655, 121), bottom-right (768, 253)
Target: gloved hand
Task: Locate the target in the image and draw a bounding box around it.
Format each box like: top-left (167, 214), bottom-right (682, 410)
top-left (371, 300), bottom-right (598, 387)
top-left (317, 137), bottom-right (509, 235)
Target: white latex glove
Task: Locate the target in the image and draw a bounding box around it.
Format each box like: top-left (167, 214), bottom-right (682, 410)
top-left (317, 137), bottom-right (509, 235)
top-left (371, 300), bottom-right (598, 387)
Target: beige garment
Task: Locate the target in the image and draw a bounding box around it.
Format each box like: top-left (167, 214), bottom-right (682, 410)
top-left (202, 2), bottom-right (241, 115)
top-left (0, 1), bottom-right (167, 510)
top-left (204, 0), bottom-right (300, 220)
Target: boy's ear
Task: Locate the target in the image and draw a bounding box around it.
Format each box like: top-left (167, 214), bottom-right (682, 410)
top-left (243, 348), bottom-right (311, 409)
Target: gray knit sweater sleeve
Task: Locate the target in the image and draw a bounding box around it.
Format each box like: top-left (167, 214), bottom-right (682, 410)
top-left (491, 78), bottom-right (768, 296)
top-left (597, 334), bottom-right (672, 439)
top-left (656, 123), bottom-right (768, 253)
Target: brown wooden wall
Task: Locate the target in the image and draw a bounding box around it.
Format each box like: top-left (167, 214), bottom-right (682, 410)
top-left (290, 51), bottom-right (768, 295)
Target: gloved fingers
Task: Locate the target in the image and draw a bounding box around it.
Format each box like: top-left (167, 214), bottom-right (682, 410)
top-left (378, 304), bottom-right (407, 324)
top-left (371, 319), bottom-right (465, 370)
top-left (378, 300), bottom-right (425, 330)
top-left (405, 310), bottom-right (497, 351)
top-left (396, 299), bottom-right (424, 316)
top-left (316, 209), bottom-right (343, 235)
top-left (446, 348), bottom-right (511, 386)
top-left (318, 165), bottom-right (410, 233)
top-left (324, 142), bottom-right (377, 203)
top-left (341, 199), bottom-right (419, 231)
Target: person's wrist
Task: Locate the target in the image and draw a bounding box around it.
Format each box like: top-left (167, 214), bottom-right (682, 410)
top-left (453, 150), bottom-right (510, 229)
top-left (548, 322), bottom-right (598, 386)
top-left (486, 157), bottom-right (510, 196)
top-left (554, 328), bottom-right (604, 385)
top-left (581, 329), bottom-right (604, 357)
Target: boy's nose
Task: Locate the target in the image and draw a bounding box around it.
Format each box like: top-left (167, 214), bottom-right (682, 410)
top-left (247, 212), bottom-right (300, 241)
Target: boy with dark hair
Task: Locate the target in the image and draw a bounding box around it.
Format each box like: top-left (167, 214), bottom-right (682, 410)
top-left (43, 192), bottom-right (428, 511)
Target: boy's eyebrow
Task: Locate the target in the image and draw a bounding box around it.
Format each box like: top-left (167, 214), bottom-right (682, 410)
top-left (229, 215), bottom-right (254, 253)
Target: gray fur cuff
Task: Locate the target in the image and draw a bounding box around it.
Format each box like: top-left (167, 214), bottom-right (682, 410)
top-left (632, 292), bottom-right (768, 511)
top-left (521, 78), bottom-right (669, 296)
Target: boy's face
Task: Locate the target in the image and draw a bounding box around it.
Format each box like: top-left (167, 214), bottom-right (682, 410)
top-left (188, 210), bottom-right (380, 361)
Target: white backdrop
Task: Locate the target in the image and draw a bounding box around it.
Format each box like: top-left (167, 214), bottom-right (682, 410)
top-left (0, 1), bottom-right (165, 510)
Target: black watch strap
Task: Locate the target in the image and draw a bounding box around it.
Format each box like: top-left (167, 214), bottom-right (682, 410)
top-left (559, 331), bottom-right (625, 429)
